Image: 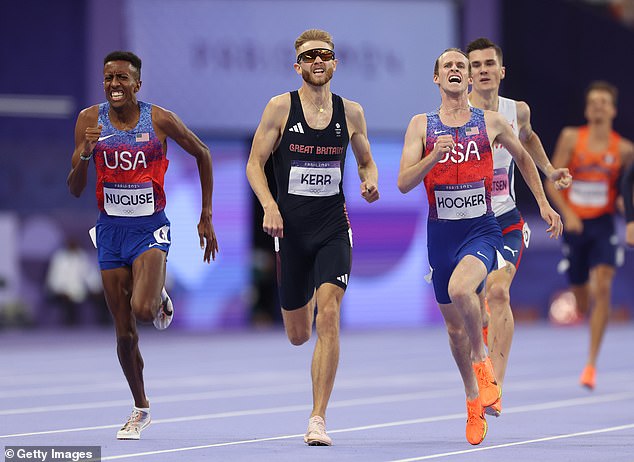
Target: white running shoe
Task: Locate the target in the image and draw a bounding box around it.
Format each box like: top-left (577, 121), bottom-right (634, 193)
top-left (304, 415), bottom-right (332, 446)
top-left (153, 287), bottom-right (174, 330)
top-left (116, 407), bottom-right (151, 440)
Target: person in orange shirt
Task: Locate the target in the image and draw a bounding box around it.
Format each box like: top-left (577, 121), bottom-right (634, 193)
top-left (546, 81), bottom-right (634, 390)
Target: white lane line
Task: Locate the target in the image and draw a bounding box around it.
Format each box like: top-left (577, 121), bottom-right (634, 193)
top-left (101, 420), bottom-right (634, 460)
top-left (0, 389), bottom-right (460, 438)
top-left (3, 390), bottom-right (632, 446)
top-left (0, 371), bottom-right (303, 399)
top-left (3, 367), bottom-right (632, 401)
top-left (0, 373), bottom-right (451, 416)
top-left (387, 423), bottom-right (634, 461)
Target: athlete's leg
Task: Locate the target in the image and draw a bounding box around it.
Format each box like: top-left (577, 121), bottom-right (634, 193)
top-left (101, 267), bottom-right (148, 409)
top-left (485, 261), bottom-right (516, 387)
top-left (310, 283), bottom-right (343, 419)
top-left (571, 283), bottom-right (591, 316)
top-left (130, 248), bottom-right (167, 323)
top-left (479, 290), bottom-right (489, 338)
top-left (448, 255), bottom-right (490, 368)
top-left (438, 299), bottom-right (479, 401)
top-left (587, 264), bottom-right (615, 366)
top-left (281, 295), bottom-right (315, 346)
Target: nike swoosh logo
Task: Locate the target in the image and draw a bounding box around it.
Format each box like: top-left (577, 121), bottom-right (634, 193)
top-left (476, 251), bottom-right (489, 261)
top-left (148, 243), bottom-right (162, 248)
top-left (98, 134), bottom-right (116, 141)
top-left (434, 130), bottom-right (446, 134)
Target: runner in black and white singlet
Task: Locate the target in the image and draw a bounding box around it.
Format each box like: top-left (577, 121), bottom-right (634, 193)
top-left (67, 51), bottom-right (218, 440)
top-left (247, 29), bottom-right (379, 447)
top-left (398, 48), bottom-right (561, 446)
top-left (467, 38), bottom-right (571, 413)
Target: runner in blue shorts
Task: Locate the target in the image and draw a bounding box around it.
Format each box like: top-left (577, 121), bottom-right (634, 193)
top-left (67, 51), bottom-right (218, 440)
top-left (398, 48), bottom-right (562, 445)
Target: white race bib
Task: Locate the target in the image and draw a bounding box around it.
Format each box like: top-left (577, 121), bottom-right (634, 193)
top-left (435, 181), bottom-right (487, 220)
top-left (569, 180), bottom-right (608, 208)
top-left (103, 182), bottom-right (154, 217)
top-left (288, 160), bottom-right (341, 197)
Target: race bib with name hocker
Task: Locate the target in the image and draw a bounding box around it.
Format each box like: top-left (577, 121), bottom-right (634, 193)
top-left (435, 180), bottom-right (487, 220)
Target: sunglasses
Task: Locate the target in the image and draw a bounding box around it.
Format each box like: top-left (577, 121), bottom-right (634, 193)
top-left (296, 48), bottom-right (336, 64)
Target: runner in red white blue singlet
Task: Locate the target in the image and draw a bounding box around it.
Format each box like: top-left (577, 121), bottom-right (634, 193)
top-left (423, 107), bottom-right (503, 305)
top-left (67, 51), bottom-right (218, 440)
top-left (398, 48), bottom-right (562, 446)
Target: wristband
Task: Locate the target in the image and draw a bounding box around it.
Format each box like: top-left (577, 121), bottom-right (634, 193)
top-left (79, 152), bottom-right (93, 161)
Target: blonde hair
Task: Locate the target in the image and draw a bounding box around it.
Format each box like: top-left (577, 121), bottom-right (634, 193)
top-left (294, 29), bottom-right (334, 52)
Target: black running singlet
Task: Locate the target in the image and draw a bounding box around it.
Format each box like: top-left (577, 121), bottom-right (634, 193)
top-left (271, 91), bottom-right (350, 232)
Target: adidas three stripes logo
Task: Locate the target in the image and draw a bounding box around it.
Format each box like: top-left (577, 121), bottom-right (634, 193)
top-left (289, 122), bottom-right (304, 133)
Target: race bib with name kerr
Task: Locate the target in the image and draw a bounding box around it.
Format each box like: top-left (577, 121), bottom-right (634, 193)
top-left (288, 160), bottom-right (341, 197)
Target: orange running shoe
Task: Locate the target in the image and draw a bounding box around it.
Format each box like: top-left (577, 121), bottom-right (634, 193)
top-left (482, 298), bottom-right (491, 347)
top-left (580, 365), bottom-right (596, 390)
top-left (466, 397), bottom-right (487, 445)
top-left (473, 357), bottom-right (501, 407)
top-left (485, 396), bottom-right (502, 417)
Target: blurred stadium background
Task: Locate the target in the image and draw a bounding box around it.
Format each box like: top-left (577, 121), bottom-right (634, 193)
top-left (1, 0), bottom-right (633, 331)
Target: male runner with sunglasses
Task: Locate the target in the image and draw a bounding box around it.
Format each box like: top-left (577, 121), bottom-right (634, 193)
top-left (247, 29), bottom-right (379, 446)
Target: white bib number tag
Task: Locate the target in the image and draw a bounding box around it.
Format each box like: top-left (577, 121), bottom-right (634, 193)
top-left (103, 182), bottom-right (154, 217)
top-left (435, 181), bottom-right (487, 220)
top-left (288, 160), bottom-right (341, 197)
top-left (569, 180), bottom-right (608, 208)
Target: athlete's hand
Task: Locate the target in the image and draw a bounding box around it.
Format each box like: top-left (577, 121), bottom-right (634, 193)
top-left (562, 211), bottom-right (583, 234)
top-left (198, 214), bottom-right (218, 263)
top-left (263, 204), bottom-right (284, 238)
top-left (540, 205), bottom-right (563, 239)
top-left (361, 181), bottom-right (379, 203)
top-left (431, 134), bottom-right (455, 162)
top-left (83, 125), bottom-right (103, 154)
top-left (626, 222), bottom-right (634, 247)
top-left (549, 167), bottom-right (572, 190)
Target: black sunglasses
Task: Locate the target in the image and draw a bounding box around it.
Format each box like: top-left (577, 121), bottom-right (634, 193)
top-left (296, 48), bottom-right (336, 64)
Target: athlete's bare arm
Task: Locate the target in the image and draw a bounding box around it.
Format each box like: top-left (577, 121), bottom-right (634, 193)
top-left (621, 142), bottom-right (634, 246)
top-left (619, 137), bottom-right (634, 167)
top-left (545, 127), bottom-right (583, 233)
top-left (516, 101), bottom-right (571, 190)
top-left (343, 99), bottom-right (379, 203)
top-left (246, 94), bottom-right (291, 238)
top-left (618, 138), bottom-right (634, 246)
top-left (67, 105), bottom-right (101, 197)
top-left (397, 114), bottom-right (453, 194)
top-left (152, 105), bottom-right (218, 262)
top-left (486, 110), bottom-right (562, 238)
